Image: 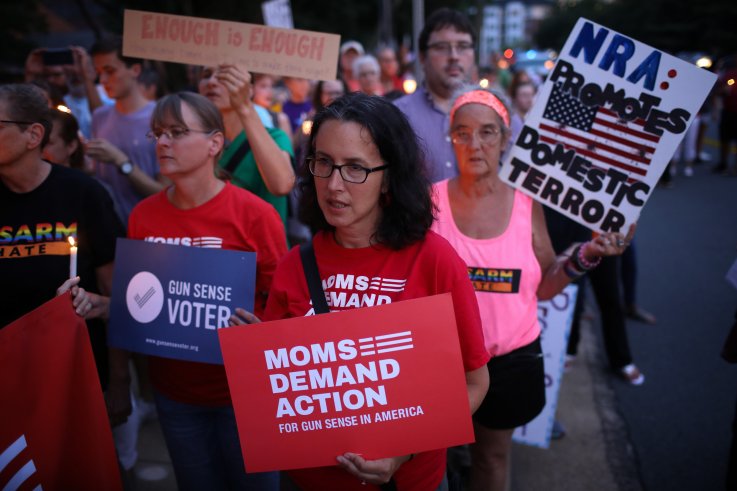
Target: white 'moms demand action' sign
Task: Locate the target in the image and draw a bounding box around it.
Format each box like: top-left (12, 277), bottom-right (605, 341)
top-left (500, 18), bottom-right (716, 233)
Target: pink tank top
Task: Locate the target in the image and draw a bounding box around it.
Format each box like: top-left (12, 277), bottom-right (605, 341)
top-left (431, 179), bottom-right (541, 357)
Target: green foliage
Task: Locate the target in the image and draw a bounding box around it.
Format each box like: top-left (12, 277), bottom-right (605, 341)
top-left (121, 0), bottom-right (469, 51)
top-left (535, 0), bottom-right (737, 59)
top-left (0, 1), bottom-right (48, 79)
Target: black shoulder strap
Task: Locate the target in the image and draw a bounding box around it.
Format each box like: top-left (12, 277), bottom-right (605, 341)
top-left (222, 137), bottom-right (252, 177)
top-left (299, 241), bottom-right (399, 491)
top-left (299, 241), bottom-right (330, 314)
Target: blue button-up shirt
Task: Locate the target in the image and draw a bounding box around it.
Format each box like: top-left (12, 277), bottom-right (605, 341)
top-left (394, 85), bottom-right (457, 183)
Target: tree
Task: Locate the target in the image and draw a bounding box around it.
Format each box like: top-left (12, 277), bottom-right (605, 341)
top-left (0, 1), bottom-right (47, 81)
top-left (535, 0), bottom-right (737, 60)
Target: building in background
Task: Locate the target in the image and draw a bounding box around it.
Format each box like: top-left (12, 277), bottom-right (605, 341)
top-left (479, 0), bottom-right (554, 65)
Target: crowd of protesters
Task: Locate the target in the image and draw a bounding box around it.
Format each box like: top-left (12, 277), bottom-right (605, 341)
top-left (4, 6), bottom-right (733, 491)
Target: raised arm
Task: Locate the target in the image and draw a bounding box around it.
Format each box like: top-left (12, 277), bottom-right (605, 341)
top-left (532, 200), bottom-right (636, 300)
top-left (216, 64), bottom-right (295, 196)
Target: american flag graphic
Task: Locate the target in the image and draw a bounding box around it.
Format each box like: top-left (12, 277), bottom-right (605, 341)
top-left (191, 236), bottom-right (223, 248)
top-left (357, 331), bottom-right (414, 357)
top-left (540, 83), bottom-right (660, 179)
top-left (368, 277), bottom-right (407, 293)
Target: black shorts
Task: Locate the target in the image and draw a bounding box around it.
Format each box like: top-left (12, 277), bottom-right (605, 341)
top-left (720, 110), bottom-right (737, 142)
top-left (473, 337), bottom-right (545, 430)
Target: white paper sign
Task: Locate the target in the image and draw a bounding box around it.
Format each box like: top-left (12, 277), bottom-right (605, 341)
top-left (262, 0), bottom-right (294, 29)
top-left (500, 18), bottom-right (717, 233)
top-left (512, 285), bottom-right (578, 448)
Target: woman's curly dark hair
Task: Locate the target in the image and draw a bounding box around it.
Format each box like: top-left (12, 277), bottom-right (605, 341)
top-left (298, 92), bottom-right (434, 250)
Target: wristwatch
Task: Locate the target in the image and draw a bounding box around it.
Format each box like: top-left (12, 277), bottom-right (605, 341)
top-left (119, 161), bottom-right (133, 175)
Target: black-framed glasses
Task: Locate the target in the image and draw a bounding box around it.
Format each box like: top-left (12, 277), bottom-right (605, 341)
top-left (0, 119), bottom-right (35, 127)
top-left (451, 126), bottom-right (503, 145)
top-left (307, 156), bottom-right (389, 184)
top-left (146, 127), bottom-right (215, 142)
top-left (427, 41), bottom-right (474, 56)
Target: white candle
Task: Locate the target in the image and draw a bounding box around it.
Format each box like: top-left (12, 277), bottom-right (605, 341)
top-left (68, 237), bottom-right (77, 279)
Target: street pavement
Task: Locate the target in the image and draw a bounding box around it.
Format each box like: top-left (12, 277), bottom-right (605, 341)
top-left (612, 151), bottom-right (737, 491)
top-left (129, 145), bottom-right (736, 491)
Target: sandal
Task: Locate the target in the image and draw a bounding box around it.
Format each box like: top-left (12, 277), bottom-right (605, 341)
top-left (620, 364), bottom-right (645, 386)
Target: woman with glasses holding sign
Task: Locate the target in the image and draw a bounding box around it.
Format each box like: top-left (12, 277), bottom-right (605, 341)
top-left (430, 86), bottom-right (635, 491)
top-left (231, 92), bottom-right (490, 490)
top-left (127, 91), bottom-right (287, 491)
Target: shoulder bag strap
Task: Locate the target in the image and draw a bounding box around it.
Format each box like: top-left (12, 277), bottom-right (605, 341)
top-left (300, 243), bottom-right (398, 491)
top-left (221, 137), bottom-right (252, 178)
top-left (299, 241), bottom-right (330, 314)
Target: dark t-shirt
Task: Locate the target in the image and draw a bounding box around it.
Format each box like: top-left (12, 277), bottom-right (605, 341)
top-left (0, 164), bottom-right (124, 387)
top-left (282, 100), bottom-right (313, 133)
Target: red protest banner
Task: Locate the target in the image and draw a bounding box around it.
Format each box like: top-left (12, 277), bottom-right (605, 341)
top-left (0, 295), bottom-right (121, 491)
top-left (219, 293), bottom-right (474, 472)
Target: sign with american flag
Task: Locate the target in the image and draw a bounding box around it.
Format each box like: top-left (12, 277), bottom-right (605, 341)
top-left (500, 18), bottom-right (716, 233)
top-left (540, 83), bottom-right (660, 178)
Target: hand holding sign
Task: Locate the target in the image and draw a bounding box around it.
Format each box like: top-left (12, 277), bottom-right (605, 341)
top-left (586, 222), bottom-right (636, 258)
top-left (337, 452), bottom-right (410, 487)
top-left (219, 294), bottom-right (475, 473)
top-left (499, 18), bottom-right (717, 234)
top-left (215, 64), bottom-right (255, 114)
top-left (228, 307), bottom-right (261, 326)
top-left (124, 10), bottom-right (340, 81)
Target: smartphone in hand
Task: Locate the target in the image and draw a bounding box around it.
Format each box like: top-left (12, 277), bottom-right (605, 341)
top-left (42, 48), bottom-right (74, 66)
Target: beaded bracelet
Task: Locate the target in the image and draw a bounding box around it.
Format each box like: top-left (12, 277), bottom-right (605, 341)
top-left (574, 242), bottom-right (602, 271)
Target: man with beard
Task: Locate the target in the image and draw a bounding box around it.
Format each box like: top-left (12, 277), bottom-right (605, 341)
top-left (394, 8), bottom-right (476, 182)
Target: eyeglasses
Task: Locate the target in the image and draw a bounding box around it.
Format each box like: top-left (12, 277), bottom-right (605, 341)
top-left (451, 126), bottom-right (503, 145)
top-left (427, 41), bottom-right (474, 56)
top-left (307, 156), bottom-right (389, 184)
top-left (0, 119), bottom-right (35, 128)
top-left (146, 127), bottom-right (214, 142)
top-left (323, 90), bottom-right (344, 99)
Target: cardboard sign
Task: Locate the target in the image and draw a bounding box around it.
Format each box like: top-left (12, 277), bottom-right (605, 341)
top-left (513, 285), bottom-right (578, 448)
top-left (108, 238), bottom-right (256, 364)
top-left (500, 18), bottom-right (717, 233)
top-left (262, 0), bottom-right (294, 29)
top-left (123, 9), bottom-right (339, 80)
top-left (219, 294), bottom-right (474, 472)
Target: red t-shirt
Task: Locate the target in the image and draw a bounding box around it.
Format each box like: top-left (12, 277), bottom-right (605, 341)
top-left (264, 230), bottom-right (489, 491)
top-left (128, 183), bottom-right (287, 405)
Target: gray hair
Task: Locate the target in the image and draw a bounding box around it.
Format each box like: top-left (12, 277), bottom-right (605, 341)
top-left (0, 84), bottom-right (52, 147)
top-left (352, 55), bottom-right (380, 79)
top-left (449, 84), bottom-right (512, 135)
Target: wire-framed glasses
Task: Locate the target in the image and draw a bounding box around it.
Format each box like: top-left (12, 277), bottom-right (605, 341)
top-left (450, 126), bottom-right (503, 145)
top-left (427, 41), bottom-right (474, 56)
top-left (146, 127), bottom-right (215, 142)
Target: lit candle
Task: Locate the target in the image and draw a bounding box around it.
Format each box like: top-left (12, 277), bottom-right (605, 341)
top-left (403, 78), bottom-right (417, 95)
top-left (68, 237), bottom-right (77, 279)
top-left (301, 119), bottom-right (313, 136)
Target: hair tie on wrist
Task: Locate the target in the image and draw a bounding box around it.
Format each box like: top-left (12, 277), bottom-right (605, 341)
top-left (563, 258), bottom-right (584, 279)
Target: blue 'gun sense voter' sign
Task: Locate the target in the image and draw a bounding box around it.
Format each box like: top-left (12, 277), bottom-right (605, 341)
top-left (109, 238), bottom-right (256, 364)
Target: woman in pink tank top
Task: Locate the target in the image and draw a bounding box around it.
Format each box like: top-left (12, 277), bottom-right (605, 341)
top-left (431, 86), bottom-right (635, 491)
